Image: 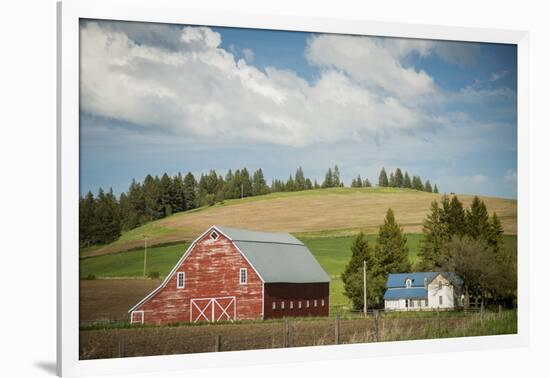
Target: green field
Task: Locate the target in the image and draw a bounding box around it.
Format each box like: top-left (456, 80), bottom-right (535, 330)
top-left (80, 232), bottom-right (517, 311)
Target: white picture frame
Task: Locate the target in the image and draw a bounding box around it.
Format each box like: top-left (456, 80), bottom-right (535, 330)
top-left (57, 0), bottom-right (530, 376)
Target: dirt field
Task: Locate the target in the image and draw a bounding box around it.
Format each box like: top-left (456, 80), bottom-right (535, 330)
top-left (90, 188), bottom-right (517, 256)
top-left (80, 279), bottom-right (161, 323)
top-left (79, 312), bottom-right (516, 359)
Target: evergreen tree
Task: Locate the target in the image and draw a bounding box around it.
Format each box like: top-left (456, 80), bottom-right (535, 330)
top-left (142, 174), bottom-right (162, 220)
top-left (94, 188), bottom-right (121, 244)
top-left (79, 192), bottom-right (96, 247)
top-left (286, 175), bottom-right (295, 192)
top-left (333, 165), bottom-right (341, 187)
top-left (433, 184), bottom-right (439, 194)
top-left (240, 168), bottom-right (252, 197)
top-left (445, 195), bottom-right (466, 236)
top-left (172, 173), bottom-right (186, 213)
top-left (412, 175), bottom-right (424, 191)
top-left (466, 196), bottom-right (490, 240)
top-left (305, 178), bottom-right (313, 190)
top-left (341, 232), bottom-right (385, 309)
top-left (403, 172), bottom-right (412, 188)
top-left (389, 172), bottom-right (396, 187)
top-left (183, 172), bottom-right (197, 210)
top-left (379, 168), bottom-right (389, 187)
top-left (314, 179), bottom-right (320, 189)
top-left (363, 178), bottom-right (372, 187)
top-left (394, 168), bottom-right (404, 188)
top-left (418, 201), bottom-right (449, 270)
top-left (252, 168), bottom-right (268, 196)
top-left (322, 168), bottom-right (333, 188)
top-left (487, 212), bottom-right (504, 255)
top-left (375, 208), bottom-right (411, 274)
top-left (424, 180), bottom-right (433, 193)
top-left (294, 167), bottom-right (306, 191)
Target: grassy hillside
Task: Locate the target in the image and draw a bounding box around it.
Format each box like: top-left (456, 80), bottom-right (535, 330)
top-left (84, 187), bottom-right (517, 256)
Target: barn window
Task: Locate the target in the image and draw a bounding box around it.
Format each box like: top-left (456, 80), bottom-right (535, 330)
top-left (405, 278), bottom-right (412, 288)
top-left (314, 299), bottom-right (318, 307)
top-left (131, 311), bottom-right (144, 324)
top-left (306, 300), bottom-right (310, 308)
top-left (321, 299), bottom-right (325, 307)
top-left (272, 301), bottom-right (276, 310)
top-left (239, 268), bottom-right (247, 284)
top-left (210, 231), bottom-right (219, 240)
top-left (298, 301), bottom-right (302, 309)
top-left (290, 301), bottom-right (293, 309)
top-left (439, 296), bottom-right (443, 305)
top-left (177, 272), bottom-right (185, 288)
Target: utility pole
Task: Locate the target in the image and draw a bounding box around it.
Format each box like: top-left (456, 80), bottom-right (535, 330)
top-left (143, 235), bottom-right (149, 277)
top-left (363, 259), bottom-right (367, 317)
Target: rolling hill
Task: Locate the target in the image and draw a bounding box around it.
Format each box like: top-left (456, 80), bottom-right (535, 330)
top-left (84, 187), bottom-right (517, 257)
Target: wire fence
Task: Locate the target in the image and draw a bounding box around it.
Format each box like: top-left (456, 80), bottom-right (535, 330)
top-left (80, 306), bottom-right (513, 360)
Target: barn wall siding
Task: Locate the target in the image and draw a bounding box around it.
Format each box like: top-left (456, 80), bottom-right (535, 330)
top-left (263, 282), bottom-right (329, 319)
top-left (136, 232), bottom-right (263, 324)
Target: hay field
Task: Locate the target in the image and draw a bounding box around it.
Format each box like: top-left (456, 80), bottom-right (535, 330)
top-left (89, 187), bottom-right (517, 256)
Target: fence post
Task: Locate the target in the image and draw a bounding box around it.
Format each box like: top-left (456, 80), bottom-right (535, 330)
top-left (498, 304), bottom-right (502, 316)
top-left (335, 314), bottom-right (340, 345)
top-left (283, 318), bottom-right (290, 348)
top-left (215, 335), bottom-right (221, 352)
top-left (374, 310), bottom-right (380, 342)
top-left (480, 299), bottom-right (485, 322)
top-left (437, 307), bottom-right (441, 337)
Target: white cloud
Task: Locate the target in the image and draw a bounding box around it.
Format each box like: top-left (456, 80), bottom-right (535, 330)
top-left (305, 34), bottom-right (436, 99)
top-left (79, 23), bottom-right (512, 154)
top-left (80, 22), bottom-right (454, 148)
top-left (504, 170), bottom-right (517, 182)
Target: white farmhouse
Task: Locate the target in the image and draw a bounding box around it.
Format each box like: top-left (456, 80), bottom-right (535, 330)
top-left (383, 272), bottom-right (464, 311)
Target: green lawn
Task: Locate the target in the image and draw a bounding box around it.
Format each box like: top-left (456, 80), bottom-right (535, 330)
top-left (80, 243), bottom-right (190, 279)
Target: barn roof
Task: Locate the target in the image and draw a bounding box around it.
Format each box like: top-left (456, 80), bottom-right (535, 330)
top-left (216, 226), bottom-right (330, 284)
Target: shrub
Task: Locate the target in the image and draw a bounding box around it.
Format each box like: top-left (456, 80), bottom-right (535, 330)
top-left (85, 274), bottom-right (96, 280)
top-left (148, 271), bottom-right (160, 279)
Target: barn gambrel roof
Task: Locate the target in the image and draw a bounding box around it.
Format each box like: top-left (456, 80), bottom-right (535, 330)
top-left (216, 226), bottom-right (330, 284)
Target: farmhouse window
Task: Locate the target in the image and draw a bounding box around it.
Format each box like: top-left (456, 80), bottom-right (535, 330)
top-left (439, 296), bottom-right (443, 305)
top-left (438, 282), bottom-right (442, 290)
top-left (239, 268), bottom-right (247, 284)
top-left (281, 301), bottom-right (285, 309)
top-left (290, 301), bottom-right (293, 309)
top-left (406, 278), bottom-right (412, 288)
top-left (177, 272), bottom-right (185, 288)
top-left (321, 299), bottom-right (325, 306)
top-left (298, 301), bottom-right (302, 309)
top-left (314, 299), bottom-right (318, 307)
top-left (210, 231), bottom-right (219, 240)
top-left (306, 300), bottom-right (310, 308)
top-left (410, 299), bottom-right (414, 308)
top-left (272, 301), bottom-right (276, 310)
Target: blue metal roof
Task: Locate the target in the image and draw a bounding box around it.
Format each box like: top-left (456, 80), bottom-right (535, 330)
top-left (383, 288), bottom-right (427, 300)
top-left (386, 272), bottom-right (438, 288)
top-left (386, 272), bottom-right (463, 288)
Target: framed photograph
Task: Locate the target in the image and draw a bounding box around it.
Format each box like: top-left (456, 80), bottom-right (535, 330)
top-left (58, 0), bottom-right (529, 376)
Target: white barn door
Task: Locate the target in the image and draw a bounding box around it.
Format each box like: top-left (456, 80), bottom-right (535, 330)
top-left (190, 296), bottom-right (236, 322)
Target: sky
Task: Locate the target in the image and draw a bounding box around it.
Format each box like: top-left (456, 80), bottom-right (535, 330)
top-left (79, 19), bottom-right (518, 199)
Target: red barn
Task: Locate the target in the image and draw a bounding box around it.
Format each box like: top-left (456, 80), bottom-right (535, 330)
top-left (128, 225), bottom-right (330, 324)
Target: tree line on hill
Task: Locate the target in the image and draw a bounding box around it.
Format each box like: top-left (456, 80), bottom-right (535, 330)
top-left (377, 167), bottom-right (438, 193)
top-left (341, 195), bottom-right (515, 310)
top-left (79, 165), bottom-right (440, 248)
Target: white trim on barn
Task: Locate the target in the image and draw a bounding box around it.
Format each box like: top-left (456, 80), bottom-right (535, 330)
top-left (130, 310), bottom-right (144, 324)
